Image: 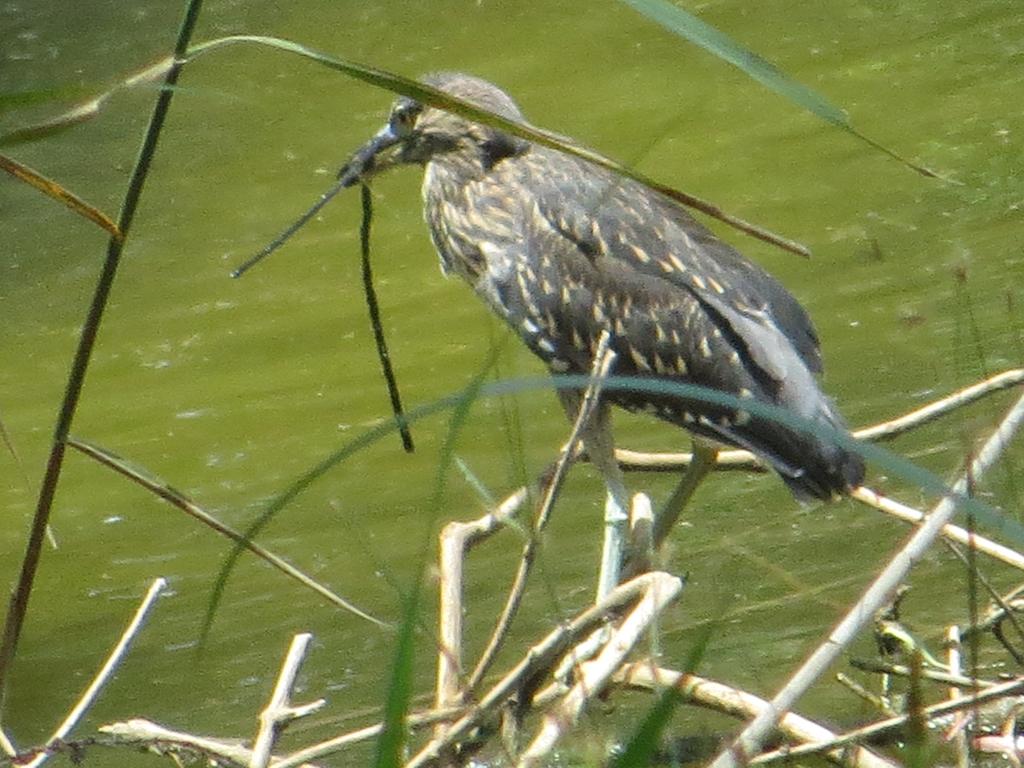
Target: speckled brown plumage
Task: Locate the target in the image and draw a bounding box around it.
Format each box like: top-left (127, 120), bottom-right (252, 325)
top-left (338, 72), bottom-right (864, 500)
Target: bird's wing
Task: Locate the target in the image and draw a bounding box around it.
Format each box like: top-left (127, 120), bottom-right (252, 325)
top-left (529, 152), bottom-right (824, 376)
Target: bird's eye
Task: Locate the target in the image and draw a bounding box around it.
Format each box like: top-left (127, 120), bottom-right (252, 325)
top-left (389, 104), bottom-right (420, 136)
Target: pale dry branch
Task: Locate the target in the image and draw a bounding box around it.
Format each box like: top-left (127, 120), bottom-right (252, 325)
top-left (408, 572), bottom-right (675, 768)
top-left (750, 676), bottom-right (1024, 765)
top-left (465, 334), bottom-right (616, 694)
top-left (271, 708), bottom-right (461, 768)
top-left (852, 486), bottom-right (1024, 572)
top-left (435, 485), bottom-right (533, 715)
top-left (25, 577), bottom-right (166, 768)
top-left (708, 390), bottom-right (1024, 767)
top-left (854, 369), bottom-right (1024, 442)
top-left (0, 728), bottom-right (14, 758)
top-left (616, 664), bottom-right (898, 768)
top-left (100, 717), bottom-right (319, 768)
top-left (517, 572), bottom-right (683, 767)
top-left (250, 633), bottom-right (325, 768)
top-left (101, 718), bottom-right (255, 766)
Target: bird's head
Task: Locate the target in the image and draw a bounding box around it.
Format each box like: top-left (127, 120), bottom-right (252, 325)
top-left (338, 72), bottom-right (529, 187)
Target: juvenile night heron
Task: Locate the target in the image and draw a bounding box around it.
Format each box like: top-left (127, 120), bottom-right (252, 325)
top-left (337, 72), bottom-right (864, 595)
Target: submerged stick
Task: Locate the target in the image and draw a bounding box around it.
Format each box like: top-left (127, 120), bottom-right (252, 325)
top-left (359, 184), bottom-right (414, 453)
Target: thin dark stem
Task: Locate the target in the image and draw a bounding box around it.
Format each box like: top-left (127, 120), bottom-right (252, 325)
top-left (230, 178), bottom-right (346, 278)
top-left (359, 184), bottom-right (414, 453)
top-left (0, 0), bottom-right (204, 704)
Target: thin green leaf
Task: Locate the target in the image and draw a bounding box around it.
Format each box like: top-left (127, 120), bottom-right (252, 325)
top-left (0, 58), bottom-right (173, 147)
top-left (186, 34), bottom-right (810, 258)
top-left (0, 85), bottom-right (94, 113)
top-left (374, 585), bottom-right (420, 768)
top-left (368, 355), bottom-right (498, 768)
top-left (265, 375), bottom-right (1019, 542)
top-left (0, 0), bottom-right (203, 702)
top-left (199, 373), bottom-right (1021, 650)
top-left (200, 351), bottom-right (497, 646)
top-left (622, 0), bottom-right (845, 124)
top-left (620, 0), bottom-right (939, 178)
top-left (612, 623), bottom-right (713, 768)
top-left (1, 152), bottom-right (122, 239)
top-left (612, 685), bottom-right (682, 768)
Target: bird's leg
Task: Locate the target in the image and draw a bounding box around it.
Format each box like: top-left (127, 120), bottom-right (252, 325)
top-left (552, 392), bottom-right (631, 686)
top-left (558, 392), bottom-right (630, 601)
top-left (652, 439), bottom-right (718, 550)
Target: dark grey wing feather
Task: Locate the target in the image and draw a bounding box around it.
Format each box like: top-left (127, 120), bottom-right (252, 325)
top-left (530, 150), bottom-right (824, 376)
top-left (653, 197), bottom-right (823, 374)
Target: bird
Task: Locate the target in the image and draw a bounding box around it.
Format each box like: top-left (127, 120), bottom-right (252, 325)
top-left (336, 72), bottom-right (865, 596)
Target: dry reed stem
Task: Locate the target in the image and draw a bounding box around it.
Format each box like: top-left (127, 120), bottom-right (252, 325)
top-left (22, 577), bottom-right (166, 768)
top-left (708, 390), bottom-right (1024, 767)
top-left (407, 572), bottom-right (676, 768)
top-left (67, 437), bottom-right (387, 628)
top-left (463, 334), bottom-right (616, 695)
top-left (517, 572), bottom-right (683, 767)
top-left (250, 633), bottom-right (325, 768)
top-left (615, 664), bottom-right (898, 768)
top-left (749, 676), bottom-right (1024, 765)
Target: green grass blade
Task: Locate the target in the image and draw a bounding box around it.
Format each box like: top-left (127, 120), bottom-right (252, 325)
top-left (373, 584), bottom-right (420, 768)
top-left (621, 0), bottom-right (939, 177)
top-left (185, 34), bottom-right (809, 258)
top-left (611, 624), bottom-right (713, 768)
top-left (199, 371), bottom-right (1021, 650)
top-left (622, 0), bottom-right (846, 126)
top-left (0, 86), bottom-right (85, 112)
top-left (0, 59), bottom-right (174, 147)
top-left (369, 357), bottom-right (499, 767)
top-left (0, 0), bottom-right (204, 704)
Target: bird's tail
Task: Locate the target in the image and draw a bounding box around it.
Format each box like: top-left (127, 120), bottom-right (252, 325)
top-left (714, 399), bottom-right (865, 501)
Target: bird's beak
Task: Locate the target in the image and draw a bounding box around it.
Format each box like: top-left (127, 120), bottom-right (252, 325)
top-left (338, 124), bottom-right (403, 188)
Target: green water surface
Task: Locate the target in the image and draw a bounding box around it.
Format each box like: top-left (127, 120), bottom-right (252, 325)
top-left (2, 1), bottom-right (1022, 765)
